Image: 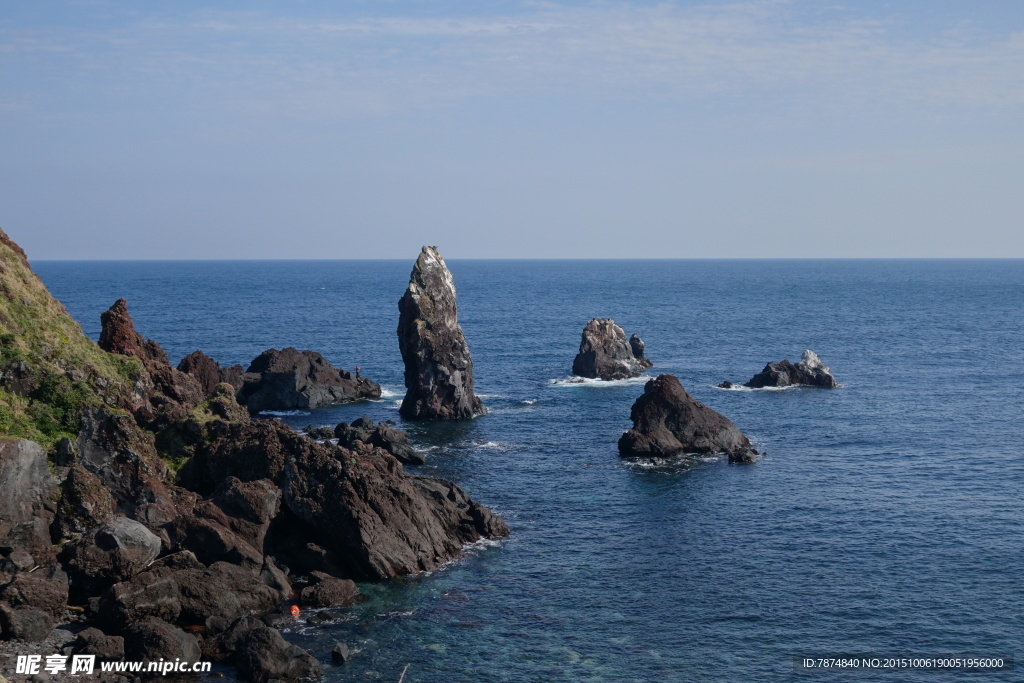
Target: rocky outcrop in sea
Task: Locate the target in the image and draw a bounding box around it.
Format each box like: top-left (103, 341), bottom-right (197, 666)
top-left (0, 228), bottom-right (508, 681)
top-left (235, 347), bottom-right (381, 412)
top-left (178, 347), bottom-right (381, 412)
top-left (619, 374), bottom-right (758, 464)
top-left (572, 318), bottom-right (653, 380)
top-left (397, 246), bottom-right (485, 420)
top-left (721, 350), bottom-right (838, 389)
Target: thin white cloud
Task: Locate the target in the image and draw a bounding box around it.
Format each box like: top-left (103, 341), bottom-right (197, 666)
top-left (4, 2), bottom-right (1024, 119)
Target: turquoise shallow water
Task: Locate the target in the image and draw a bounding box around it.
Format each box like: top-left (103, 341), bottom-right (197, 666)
top-left (34, 259), bottom-right (1024, 682)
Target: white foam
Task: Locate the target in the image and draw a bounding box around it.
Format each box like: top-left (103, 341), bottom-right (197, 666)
top-left (715, 384), bottom-right (798, 392)
top-left (548, 375), bottom-right (650, 388)
top-left (474, 441), bottom-right (514, 452)
top-left (520, 399), bottom-right (537, 405)
top-left (258, 409), bottom-right (311, 416)
top-left (378, 387), bottom-right (402, 398)
top-left (463, 537), bottom-right (504, 552)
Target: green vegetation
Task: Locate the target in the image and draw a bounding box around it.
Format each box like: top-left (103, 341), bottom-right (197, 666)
top-left (0, 229), bottom-right (141, 448)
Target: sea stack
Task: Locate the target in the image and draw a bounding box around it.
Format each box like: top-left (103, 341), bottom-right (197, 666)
top-left (619, 374), bottom-right (758, 464)
top-left (572, 318), bottom-right (653, 380)
top-left (740, 350), bottom-right (838, 388)
top-left (397, 246), bottom-right (485, 420)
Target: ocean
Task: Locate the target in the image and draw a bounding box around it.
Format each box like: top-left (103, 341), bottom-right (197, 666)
top-left (32, 258), bottom-right (1024, 682)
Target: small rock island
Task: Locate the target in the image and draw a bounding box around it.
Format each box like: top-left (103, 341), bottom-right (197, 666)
top-left (572, 318), bottom-right (653, 380)
top-left (720, 350), bottom-right (838, 389)
top-left (397, 246), bottom-right (485, 419)
top-left (178, 347), bottom-right (381, 413)
top-left (619, 374), bottom-right (758, 464)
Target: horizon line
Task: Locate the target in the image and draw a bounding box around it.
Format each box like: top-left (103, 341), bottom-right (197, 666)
top-left (29, 256), bottom-right (1024, 263)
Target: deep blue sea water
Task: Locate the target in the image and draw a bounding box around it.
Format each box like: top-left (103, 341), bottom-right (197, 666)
top-left (32, 259), bottom-right (1024, 682)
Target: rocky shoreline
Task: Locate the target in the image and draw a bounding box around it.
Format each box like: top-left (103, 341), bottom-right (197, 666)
top-left (0, 230), bottom-right (507, 681)
top-left (0, 227), bottom-right (834, 680)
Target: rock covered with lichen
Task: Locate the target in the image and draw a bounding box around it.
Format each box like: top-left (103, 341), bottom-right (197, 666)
top-left (572, 318), bottom-right (653, 380)
top-left (397, 246), bottom-right (485, 420)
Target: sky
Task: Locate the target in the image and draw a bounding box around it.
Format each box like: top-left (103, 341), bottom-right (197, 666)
top-left (2, 0), bottom-right (1023, 259)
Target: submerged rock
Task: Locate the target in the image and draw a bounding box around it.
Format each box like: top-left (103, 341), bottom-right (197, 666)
top-left (572, 318), bottom-right (653, 380)
top-left (743, 350), bottom-right (838, 389)
top-left (618, 375), bottom-right (758, 464)
top-left (235, 347), bottom-right (381, 413)
top-left (397, 246), bottom-right (485, 420)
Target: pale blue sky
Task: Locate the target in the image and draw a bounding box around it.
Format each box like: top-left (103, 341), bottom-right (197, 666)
top-left (2, 1), bottom-right (1023, 258)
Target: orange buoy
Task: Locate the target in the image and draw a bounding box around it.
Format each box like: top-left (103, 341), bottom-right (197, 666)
top-left (289, 604), bottom-right (300, 617)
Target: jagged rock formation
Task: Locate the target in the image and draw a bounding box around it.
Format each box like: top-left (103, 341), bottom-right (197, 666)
top-left (572, 318), bottom-right (653, 380)
top-left (334, 416), bottom-right (426, 466)
top-left (727, 350), bottom-right (838, 389)
top-left (180, 347), bottom-right (381, 413)
top-left (0, 227), bottom-right (509, 679)
top-left (619, 374), bottom-right (758, 464)
top-left (99, 299), bottom-right (206, 429)
top-left (235, 347), bottom-right (380, 413)
top-left (177, 414), bottom-right (506, 579)
top-left (397, 246), bottom-right (485, 420)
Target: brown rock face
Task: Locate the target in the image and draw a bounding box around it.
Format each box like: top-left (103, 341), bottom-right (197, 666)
top-left (618, 375), bottom-right (758, 464)
top-left (283, 446), bottom-right (509, 579)
top-left (236, 347), bottom-right (381, 413)
top-left (98, 299), bottom-right (205, 429)
top-left (178, 350), bottom-right (223, 395)
top-left (397, 246), bottom-right (485, 420)
top-left (178, 417), bottom-right (508, 580)
top-left (572, 318), bottom-right (653, 380)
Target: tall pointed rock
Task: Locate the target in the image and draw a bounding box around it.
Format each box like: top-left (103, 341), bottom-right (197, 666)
top-left (397, 246), bottom-right (485, 420)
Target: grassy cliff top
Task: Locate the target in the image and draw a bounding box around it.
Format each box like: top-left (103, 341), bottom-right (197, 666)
top-left (0, 228), bottom-right (140, 448)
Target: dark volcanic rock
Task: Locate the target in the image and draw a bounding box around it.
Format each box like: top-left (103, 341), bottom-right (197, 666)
top-left (334, 416), bottom-right (427, 466)
top-left (618, 375), bottom-right (758, 464)
top-left (0, 439), bottom-right (57, 538)
top-left (175, 562), bottom-right (283, 624)
top-left (0, 603), bottom-right (53, 642)
top-left (332, 642), bottom-right (353, 663)
top-left (73, 406), bottom-right (177, 525)
top-left (100, 566), bottom-right (182, 626)
top-left (284, 444), bottom-right (509, 579)
top-left (60, 517), bottom-right (163, 597)
top-left (214, 616), bottom-right (323, 683)
top-left (54, 464), bottom-right (117, 540)
top-left (177, 420), bottom-right (314, 495)
top-left (299, 571), bottom-right (359, 608)
top-left (123, 616), bottom-right (201, 663)
top-left (0, 517), bottom-right (55, 567)
top-left (572, 318), bottom-right (653, 380)
top-left (99, 299), bottom-right (206, 429)
top-left (172, 477), bottom-right (281, 569)
top-left (235, 347), bottom-right (381, 412)
top-left (0, 564), bottom-right (69, 617)
top-left (74, 627), bottom-right (125, 661)
top-left (743, 350), bottom-right (839, 389)
top-left (177, 350), bottom-right (223, 395)
top-left (181, 417), bottom-right (506, 579)
top-left (397, 246), bottom-right (485, 420)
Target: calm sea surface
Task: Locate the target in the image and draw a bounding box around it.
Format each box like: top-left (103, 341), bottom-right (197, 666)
top-left (33, 259), bottom-right (1024, 682)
